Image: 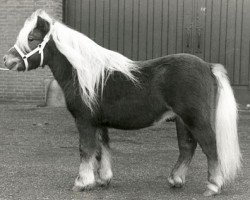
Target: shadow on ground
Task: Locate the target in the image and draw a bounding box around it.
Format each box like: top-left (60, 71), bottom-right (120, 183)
top-left (0, 104), bottom-right (249, 200)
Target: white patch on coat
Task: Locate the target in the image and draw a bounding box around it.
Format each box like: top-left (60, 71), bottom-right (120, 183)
top-left (153, 111), bottom-right (176, 125)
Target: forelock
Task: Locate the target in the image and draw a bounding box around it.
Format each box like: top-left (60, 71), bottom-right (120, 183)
top-left (15, 10), bottom-right (53, 53)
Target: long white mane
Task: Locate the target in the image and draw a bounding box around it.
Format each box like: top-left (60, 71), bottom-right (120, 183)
top-left (16, 9), bottom-right (139, 111)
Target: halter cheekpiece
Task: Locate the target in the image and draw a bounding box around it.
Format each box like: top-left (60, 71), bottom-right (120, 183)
top-left (13, 30), bottom-right (52, 71)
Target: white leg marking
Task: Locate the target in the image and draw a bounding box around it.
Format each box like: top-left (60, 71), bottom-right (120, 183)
top-left (97, 145), bottom-right (113, 185)
top-left (203, 165), bottom-right (223, 196)
top-left (168, 164), bottom-right (188, 187)
top-left (203, 183), bottom-right (221, 197)
top-left (73, 156), bottom-right (96, 191)
top-left (174, 163), bottom-right (188, 180)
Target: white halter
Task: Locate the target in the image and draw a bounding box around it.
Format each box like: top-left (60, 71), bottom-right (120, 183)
top-left (13, 30), bottom-right (52, 71)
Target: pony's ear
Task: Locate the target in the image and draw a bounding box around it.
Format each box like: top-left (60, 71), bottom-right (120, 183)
top-left (36, 16), bottom-right (50, 34)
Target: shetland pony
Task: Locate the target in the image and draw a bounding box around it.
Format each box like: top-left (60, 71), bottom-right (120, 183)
top-left (3, 10), bottom-right (241, 196)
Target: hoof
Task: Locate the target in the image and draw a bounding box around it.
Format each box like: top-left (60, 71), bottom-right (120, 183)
top-left (203, 189), bottom-right (219, 197)
top-left (97, 168), bottom-right (113, 187)
top-left (203, 183), bottom-right (221, 196)
top-left (72, 185), bottom-right (84, 192)
top-left (72, 175), bottom-right (96, 192)
top-left (96, 178), bottom-right (111, 187)
top-left (72, 184), bottom-right (95, 192)
top-left (168, 176), bottom-right (184, 188)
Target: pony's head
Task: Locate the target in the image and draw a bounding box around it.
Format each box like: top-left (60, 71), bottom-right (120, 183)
top-left (3, 10), bottom-right (53, 71)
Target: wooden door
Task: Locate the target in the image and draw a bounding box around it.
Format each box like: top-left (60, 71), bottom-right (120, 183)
top-left (64, 0), bottom-right (194, 60)
top-left (64, 0), bottom-right (250, 103)
top-left (193, 0), bottom-right (250, 88)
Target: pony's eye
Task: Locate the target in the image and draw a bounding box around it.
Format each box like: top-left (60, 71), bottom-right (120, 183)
top-left (28, 37), bottom-right (34, 42)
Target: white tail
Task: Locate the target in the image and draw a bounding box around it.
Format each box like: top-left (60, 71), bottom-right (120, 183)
top-left (212, 64), bottom-right (241, 184)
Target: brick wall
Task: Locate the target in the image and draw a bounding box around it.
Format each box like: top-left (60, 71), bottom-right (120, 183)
top-left (0, 0), bottom-right (63, 103)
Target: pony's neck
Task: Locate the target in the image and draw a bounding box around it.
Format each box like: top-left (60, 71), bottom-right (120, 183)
top-left (47, 41), bottom-right (75, 90)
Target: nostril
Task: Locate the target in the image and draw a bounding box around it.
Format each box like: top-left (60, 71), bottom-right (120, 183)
top-left (3, 55), bottom-right (7, 63)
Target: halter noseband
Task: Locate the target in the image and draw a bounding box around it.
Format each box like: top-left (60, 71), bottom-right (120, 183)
top-left (13, 32), bottom-right (52, 71)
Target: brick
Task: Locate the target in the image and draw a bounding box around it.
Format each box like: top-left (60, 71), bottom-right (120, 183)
top-left (0, 0), bottom-right (63, 103)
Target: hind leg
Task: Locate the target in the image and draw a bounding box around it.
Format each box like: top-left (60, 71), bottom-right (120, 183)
top-left (192, 127), bottom-right (223, 196)
top-left (96, 128), bottom-right (113, 186)
top-left (182, 112), bottom-right (223, 196)
top-left (168, 117), bottom-right (197, 188)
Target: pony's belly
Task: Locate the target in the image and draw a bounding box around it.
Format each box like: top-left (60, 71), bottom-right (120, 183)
top-left (101, 116), bottom-right (155, 130)
top-left (100, 96), bottom-right (171, 129)
top-left (100, 109), bottom-right (175, 130)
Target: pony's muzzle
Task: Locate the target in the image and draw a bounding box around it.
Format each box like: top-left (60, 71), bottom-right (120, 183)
top-left (3, 54), bottom-right (20, 70)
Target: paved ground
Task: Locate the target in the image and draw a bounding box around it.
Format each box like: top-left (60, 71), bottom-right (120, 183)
top-left (0, 104), bottom-right (249, 200)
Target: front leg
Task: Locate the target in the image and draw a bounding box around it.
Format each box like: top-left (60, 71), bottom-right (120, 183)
top-left (72, 118), bottom-right (98, 191)
top-left (96, 128), bottom-right (113, 186)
